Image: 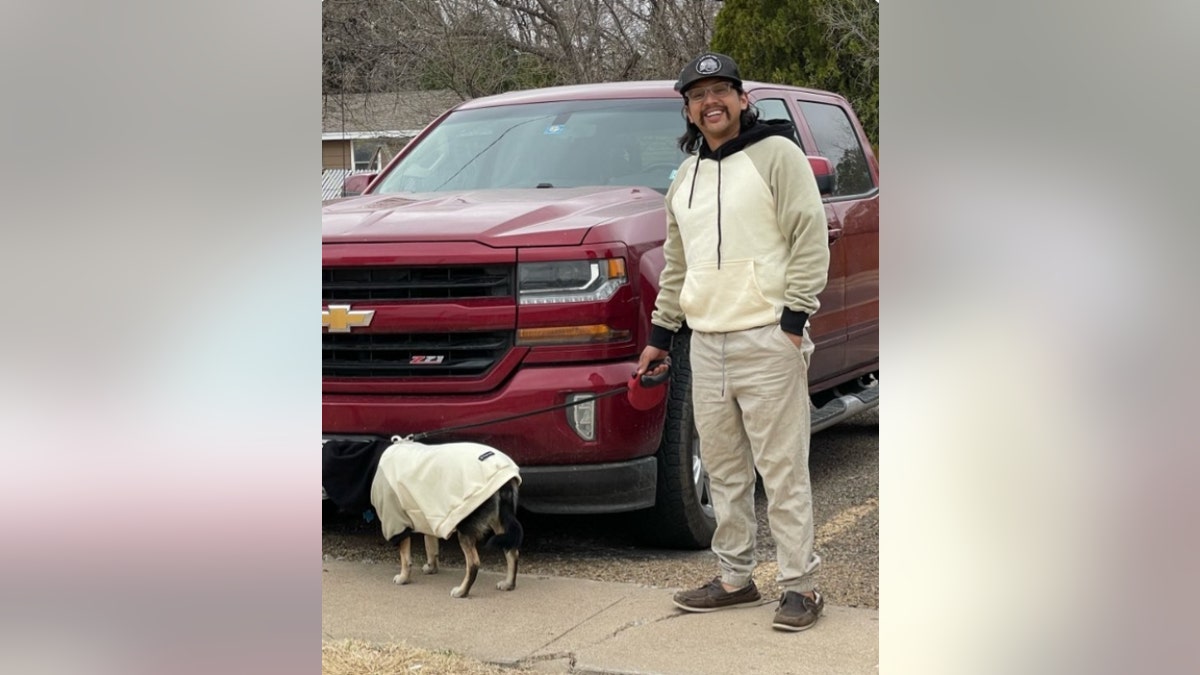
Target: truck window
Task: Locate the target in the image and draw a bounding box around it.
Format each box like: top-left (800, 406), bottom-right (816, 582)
top-left (374, 99), bottom-right (689, 195)
top-left (752, 98), bottom-right (805, 151)
top-left (797, 101), bottom-right (875, 197)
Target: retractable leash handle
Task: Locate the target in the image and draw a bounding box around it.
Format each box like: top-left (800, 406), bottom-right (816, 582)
top-left (627, 357), bottom-right (671, 410)
top-left (639, 357), bottom-right (671, 387)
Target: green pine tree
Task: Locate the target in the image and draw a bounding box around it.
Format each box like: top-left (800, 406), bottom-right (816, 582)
top-left (712, 0), bottom-right (878, 147)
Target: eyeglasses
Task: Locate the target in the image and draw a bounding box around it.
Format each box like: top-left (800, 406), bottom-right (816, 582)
top-left (684, 82), bottom-right (735, 103)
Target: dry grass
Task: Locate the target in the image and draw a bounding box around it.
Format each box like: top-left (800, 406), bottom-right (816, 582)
top-left (323, 639), bottom-right (544, 675)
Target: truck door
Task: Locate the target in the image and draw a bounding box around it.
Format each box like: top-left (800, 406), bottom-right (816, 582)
top-left (752, 93), bottom-right (848, 386)
top-left (794, 96), bottom-right (879, 383)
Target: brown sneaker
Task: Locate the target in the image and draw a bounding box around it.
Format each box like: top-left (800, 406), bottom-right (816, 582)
top-left (672, 577), bottom-right (762, 613)
top-left (772, 590), bottom-right (824, 631)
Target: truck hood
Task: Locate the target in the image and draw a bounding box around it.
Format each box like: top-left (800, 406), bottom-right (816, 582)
top-left (323, 186), bottom-right (664, 247)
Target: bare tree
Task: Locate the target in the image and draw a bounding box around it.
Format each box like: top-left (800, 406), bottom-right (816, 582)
top-left (641, 0), bottom-right (722, 77)
top-left (324, 0), bottom-right (723, 98)
top-left (323, 0), bottom-right (430, 93)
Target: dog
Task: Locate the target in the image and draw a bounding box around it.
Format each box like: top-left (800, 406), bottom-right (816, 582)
top-left (389, 475), bottom-right (522, 597)
top-left (323, 437), bottom-right (523, 598)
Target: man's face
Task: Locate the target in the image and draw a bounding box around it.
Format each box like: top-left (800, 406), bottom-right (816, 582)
top-left (684, 77), bottom-right (748, 146)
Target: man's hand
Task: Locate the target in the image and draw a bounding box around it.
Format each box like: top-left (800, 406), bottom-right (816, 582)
top-left (636, 346), bottom-right (670, 379)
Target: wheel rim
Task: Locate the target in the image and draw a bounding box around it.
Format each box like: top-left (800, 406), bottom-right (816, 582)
top-left (691, 430), bottom-right (715, 519)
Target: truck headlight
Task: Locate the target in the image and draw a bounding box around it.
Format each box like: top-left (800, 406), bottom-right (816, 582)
top-left (517, 259), bottom-right (626, 305)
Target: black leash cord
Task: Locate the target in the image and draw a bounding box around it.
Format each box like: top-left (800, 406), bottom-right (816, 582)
top-left (409, 385), bottom-right (629, 442)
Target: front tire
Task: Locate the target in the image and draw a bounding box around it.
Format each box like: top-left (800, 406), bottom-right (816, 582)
top-left (637, 327), bottom-right (716, 549)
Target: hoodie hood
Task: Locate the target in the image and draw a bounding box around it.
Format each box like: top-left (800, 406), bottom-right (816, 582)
top-left (698, 118), bottom-right (799, 160)
top-left (323, 438), bottom-right (392, 514)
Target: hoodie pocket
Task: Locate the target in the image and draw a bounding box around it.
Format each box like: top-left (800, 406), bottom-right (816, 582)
top-left (680, 259), bottom-right (777, 331)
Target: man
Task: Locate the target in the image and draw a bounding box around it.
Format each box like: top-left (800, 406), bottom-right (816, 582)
top-left (635, 52), bottom-right (830, 632)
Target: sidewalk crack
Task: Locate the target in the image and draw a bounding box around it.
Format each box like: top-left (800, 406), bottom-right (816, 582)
top-left (525, 595), bottom-right (685, 665)
top-left (517, 651), bottom-right (577, 671)
top-left (595, 607), bottom-right (680, 642)
top-left (529, 595), bottom-right (627, 654)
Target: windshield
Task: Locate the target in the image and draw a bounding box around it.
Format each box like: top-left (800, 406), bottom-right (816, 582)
top-left (374, 98), bottom-right (689, 195)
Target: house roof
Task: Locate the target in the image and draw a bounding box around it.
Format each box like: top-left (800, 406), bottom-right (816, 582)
top-left (322, 90), bottom-right (466, 139)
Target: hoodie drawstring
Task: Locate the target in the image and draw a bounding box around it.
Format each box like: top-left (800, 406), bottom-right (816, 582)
top-left (687, 155), bottom-right (699, 208)
top-left (686, 155), bottom-right (724, 270)
top-left (715, 159), bottom-right (723, 269)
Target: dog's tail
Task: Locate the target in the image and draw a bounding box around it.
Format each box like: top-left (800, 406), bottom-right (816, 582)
top-left (486, 479), bottom-right (523, 550)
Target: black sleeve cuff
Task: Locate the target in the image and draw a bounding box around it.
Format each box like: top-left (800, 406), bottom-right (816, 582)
top-left (648, 324), bottom-right (676, 351)
top-left (780, 308), bottom-right (809, 336)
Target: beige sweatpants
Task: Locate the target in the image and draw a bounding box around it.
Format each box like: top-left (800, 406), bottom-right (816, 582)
top-left (691, 323), bottom-right (820, 594)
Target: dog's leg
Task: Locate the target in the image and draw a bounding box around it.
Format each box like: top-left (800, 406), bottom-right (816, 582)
top-left (393, 536), bottom-right (412, 585)
top-left (492, 482), bottom-right (523, 592)
top-left (422, 534), bottom-right (439, 574)
top-left (450, 532), bottom-right (480, 598)
top-left (496, 547), bottom-right (519, 591)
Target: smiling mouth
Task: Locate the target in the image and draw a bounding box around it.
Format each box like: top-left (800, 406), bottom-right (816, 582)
top-left (702, 108), bottom-right (726, 123)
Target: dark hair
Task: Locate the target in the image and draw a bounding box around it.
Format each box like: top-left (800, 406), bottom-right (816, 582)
top-left (676, 86), bottom-right (760, 154)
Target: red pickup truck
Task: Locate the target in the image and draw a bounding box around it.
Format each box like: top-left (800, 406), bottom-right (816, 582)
top-left (323, 80), bottom-right (878, 548)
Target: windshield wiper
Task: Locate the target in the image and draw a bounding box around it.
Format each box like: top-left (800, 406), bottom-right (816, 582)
top-left (433, 115), bottom-right (554, 192)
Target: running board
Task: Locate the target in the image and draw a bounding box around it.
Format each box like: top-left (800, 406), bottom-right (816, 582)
top-left (811, 380), bottom-right (879, 434)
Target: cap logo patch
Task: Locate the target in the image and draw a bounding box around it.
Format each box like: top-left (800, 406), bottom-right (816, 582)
top-left (696, 55), bottom-right (721, 75)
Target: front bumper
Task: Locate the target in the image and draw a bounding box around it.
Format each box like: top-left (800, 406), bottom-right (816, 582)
top-left (322, 361), bottom-right (665, 465)
top-left (518, 456), bottom-right (657, 514)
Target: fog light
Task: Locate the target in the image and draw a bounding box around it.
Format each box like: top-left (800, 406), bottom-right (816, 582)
top-left (566, 393), bottom-right (596, 441)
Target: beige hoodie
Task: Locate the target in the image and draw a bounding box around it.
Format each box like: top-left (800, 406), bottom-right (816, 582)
top-left (651, 128), bottom-right (829, 340)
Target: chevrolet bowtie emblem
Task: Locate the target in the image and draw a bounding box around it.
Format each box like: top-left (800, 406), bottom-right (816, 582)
top-left (322, 304), bottom-right (375, 333)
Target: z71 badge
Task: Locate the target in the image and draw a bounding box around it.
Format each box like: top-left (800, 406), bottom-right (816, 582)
top-left (410, 355), bottom-right (445, 364)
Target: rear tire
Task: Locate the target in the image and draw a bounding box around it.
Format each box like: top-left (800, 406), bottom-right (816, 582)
top-left (636, 327), bottom-right (716, 549)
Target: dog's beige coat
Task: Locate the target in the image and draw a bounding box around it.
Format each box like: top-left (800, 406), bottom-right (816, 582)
top-left (369, 439), bottom-right (522, 598)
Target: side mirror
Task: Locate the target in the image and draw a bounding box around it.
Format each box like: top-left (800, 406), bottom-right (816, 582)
top-left (343, 173), bottom-right (377, 197)
top-left (806, 156), bottom-right (834, 196)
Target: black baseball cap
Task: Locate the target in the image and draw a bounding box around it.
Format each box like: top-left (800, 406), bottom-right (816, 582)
top-left (674, 52), bottom-right (743, 94)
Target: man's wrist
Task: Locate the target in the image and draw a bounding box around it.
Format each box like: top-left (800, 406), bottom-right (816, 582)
top-left (648, 324), bottom-right (676, 351)
top-left (780, 308), bottom-right (809, 335)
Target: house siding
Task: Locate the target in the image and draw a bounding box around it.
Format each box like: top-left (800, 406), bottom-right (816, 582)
top-left (323, 140), bottom-right (353, 171)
